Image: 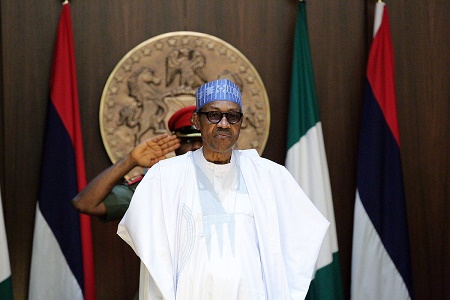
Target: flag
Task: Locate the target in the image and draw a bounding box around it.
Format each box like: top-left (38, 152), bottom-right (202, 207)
top-left (285, 2), bottom-right (344, 299)
top-left (351, 2), bottom-right (413, 299)
top-left (0, 186), bottom-right (13, 300)
top-left (29, 2), bottom-right (96, 299)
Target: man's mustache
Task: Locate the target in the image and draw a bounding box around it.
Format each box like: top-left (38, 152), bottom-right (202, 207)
top-left (214, 128), bottom-right (232, 135)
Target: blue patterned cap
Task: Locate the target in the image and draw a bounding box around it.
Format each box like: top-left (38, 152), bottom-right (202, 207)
top-left (196, 79), bottom-right (242, 110)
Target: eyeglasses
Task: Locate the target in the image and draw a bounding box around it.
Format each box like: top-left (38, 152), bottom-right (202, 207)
top-left (198, 111), bottom-right (243, 124)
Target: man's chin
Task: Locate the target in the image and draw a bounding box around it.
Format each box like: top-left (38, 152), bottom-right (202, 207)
top-left (208, 143), bottom-right (233, 154)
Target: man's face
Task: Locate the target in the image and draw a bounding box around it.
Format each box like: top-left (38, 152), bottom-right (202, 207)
top-left (192, 100), bottom-right (242, 158)
top-left (175, 137), bottom-right (203, 156)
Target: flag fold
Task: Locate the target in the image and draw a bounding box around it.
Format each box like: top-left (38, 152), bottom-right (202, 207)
top-left (0, 186), bottom-right (13, 300)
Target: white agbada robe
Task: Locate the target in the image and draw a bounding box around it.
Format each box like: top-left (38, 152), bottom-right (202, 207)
top-left (175, 150), bottom-right (265, 299)
top-left (118, 149), bottom-right (329, 300)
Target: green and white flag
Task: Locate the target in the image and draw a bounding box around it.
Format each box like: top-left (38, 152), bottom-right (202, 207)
top-left (0, 186), bottom-right (13, 300)
top-left (285, 2), bottom-right (344, 299)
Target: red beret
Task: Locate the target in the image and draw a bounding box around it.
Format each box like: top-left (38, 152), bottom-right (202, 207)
top-left (168, 106), bottom-right (200, 137)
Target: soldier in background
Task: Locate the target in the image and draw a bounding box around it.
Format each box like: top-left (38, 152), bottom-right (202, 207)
top-left (72, 106), bottom-right (202, 221)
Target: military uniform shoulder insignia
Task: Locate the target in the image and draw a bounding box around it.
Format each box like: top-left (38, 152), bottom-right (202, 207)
top-left (125, 174), bottom-right (144, 186)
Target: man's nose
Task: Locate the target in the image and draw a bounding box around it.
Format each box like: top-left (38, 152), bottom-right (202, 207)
top-left (217, 115), bottom-right (231, 128)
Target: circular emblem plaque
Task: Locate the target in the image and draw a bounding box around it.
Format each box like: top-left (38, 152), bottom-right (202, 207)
top-left (100, 31), bottom-right (270, 178)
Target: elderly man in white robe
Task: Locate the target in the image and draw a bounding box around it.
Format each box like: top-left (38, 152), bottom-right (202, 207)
top-left (118, 78), bottom-right (330, 300)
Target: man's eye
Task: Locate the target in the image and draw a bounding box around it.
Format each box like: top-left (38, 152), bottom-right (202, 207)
top-left (209, 112), bottom-right (222, 119)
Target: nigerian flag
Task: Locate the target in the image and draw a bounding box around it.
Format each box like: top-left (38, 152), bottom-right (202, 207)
top-left (285, 2), bottom-right (344, 299)
top-left (0, 186), bottom-right (13, 300)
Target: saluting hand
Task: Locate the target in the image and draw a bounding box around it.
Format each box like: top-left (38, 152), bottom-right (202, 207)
top-left (130, 134), bottom-right (180, 168)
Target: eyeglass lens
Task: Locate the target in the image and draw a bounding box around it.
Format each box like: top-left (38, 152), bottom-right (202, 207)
top-left (201, 111), bottom-right (243, 124)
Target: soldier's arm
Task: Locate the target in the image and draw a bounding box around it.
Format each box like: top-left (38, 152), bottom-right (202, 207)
top-left (71, 134), bottom-right (180, 217)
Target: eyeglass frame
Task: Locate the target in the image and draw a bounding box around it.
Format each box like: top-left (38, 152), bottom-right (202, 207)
top-left (197, 111), bottom-right (244, 124)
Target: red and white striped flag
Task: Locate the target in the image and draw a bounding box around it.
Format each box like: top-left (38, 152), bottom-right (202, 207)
top-left (351, 2), bottom-right (413, 299)
top-left (29, 2), bottom-right (96, 299)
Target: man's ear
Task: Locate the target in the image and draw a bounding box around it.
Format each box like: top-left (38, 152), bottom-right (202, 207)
top-left (191, 113), bottom-right (201, 130)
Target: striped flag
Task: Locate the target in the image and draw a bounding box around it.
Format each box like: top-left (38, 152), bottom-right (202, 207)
top-left (351, 2), bottom-right (413, 299)
top-left (29, 2), bottom-right (96, 299)
top-left (0, 186), bottom-right (13, 300)
top-left (285, 2), bottom-right (344, 299)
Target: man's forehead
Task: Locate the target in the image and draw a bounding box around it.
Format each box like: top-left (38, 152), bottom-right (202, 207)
top-left (202, 100), bottom-right (241, 111)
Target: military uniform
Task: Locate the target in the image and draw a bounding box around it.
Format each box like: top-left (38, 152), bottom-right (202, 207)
top-left (101, 175), bottom-right (143, 222)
